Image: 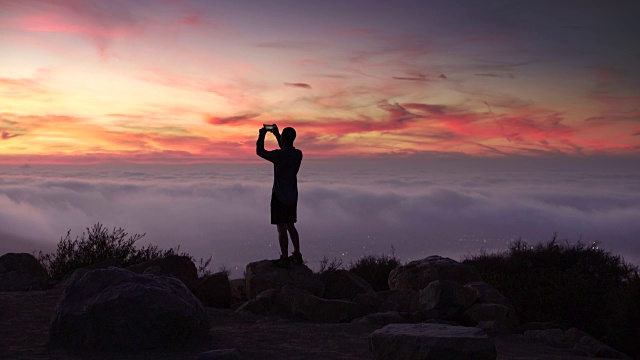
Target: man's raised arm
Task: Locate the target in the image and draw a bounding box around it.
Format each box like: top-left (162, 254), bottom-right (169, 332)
top-left (272, 124), bottom-right (283, 149)
top-left (256, 127), bottom-right (276, 162)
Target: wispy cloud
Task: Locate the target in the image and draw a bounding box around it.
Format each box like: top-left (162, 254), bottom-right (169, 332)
top-left (207, 113), bottom-right (260, 125)
top-left (474, 73), bottom-right (515, 78)
top-left (284, 82), bottom-right (312, 89)
top-left (392, 74), bottom-right (429, 82)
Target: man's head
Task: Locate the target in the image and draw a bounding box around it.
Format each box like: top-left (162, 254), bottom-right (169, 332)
top-left (282, 127), bottom-right (296, 146)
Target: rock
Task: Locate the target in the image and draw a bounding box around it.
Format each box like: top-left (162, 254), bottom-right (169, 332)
top-left (255, 289), bottom-right (276, 310)
top-left (55, 268), bottom-right (90, 289)
top-left (463, 303), bottom-right (518, 329)
top-left (235, 299), bottom-right (267, 316)
top-left (464, 281), bottom-right (513, 309)
top-left (419, 280), bottom-right (479, 319)
top-left (514, 321), bottom-right (554, 334)
top-left (127, 255), bottom-right (198, 287)
top-left (379, 300), bottom-right (399, 312)
top-left (275, 284), bottom-right (353, 322)
top-left (524, 328), bottom-right (568, 348)
top-left (405, 309), bottom-right (437, 323)
top-left (351, 292), bottom-right (385, 318)
top-left (50, 267), bottom-right (210, 351)
top-left (563, 327), bottom-right (589, 347)
top-left (229, 278), bottom-right (247, 304)
top-left (196, 349), bottom-right (242, 360)
top-left (0, 253), bottom-right (49, 291)
top-left (385, 289), bottom-right (420, 313)
top-left (295, 294), bottom-right (354, 323)
top-left (245, 260), bottom-right (324, 299)
top-left (575, 335), bottom-right (631, 360)
top-left (388, 255), bottom-right (482, 291)
top-left (369, 323), bottom-right (497, 360)
top-left (55, 259), bottom-right (123, 289)
top-left (234, 289), bottom-right (278, 317)
top-left (192, 272), bottom-right (231, 308)
top-left (476, 320), bottom-right (511, 336)
top-left (352, 311), bottom-right (406, 325)
top-left (376, 290), bottom-right (398, 300)
top-left (320, 270), bottom-right (376, 300)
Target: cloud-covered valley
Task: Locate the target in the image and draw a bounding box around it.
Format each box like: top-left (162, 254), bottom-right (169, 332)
top-left (1, 161), bottom-right (639, 276)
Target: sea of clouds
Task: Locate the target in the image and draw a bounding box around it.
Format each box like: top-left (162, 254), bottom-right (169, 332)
top-left (1, 159), bottom-right (639, 276)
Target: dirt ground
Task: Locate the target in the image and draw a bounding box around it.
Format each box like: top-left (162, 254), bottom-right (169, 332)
top-left (0, 289), bottom-right (597, 360)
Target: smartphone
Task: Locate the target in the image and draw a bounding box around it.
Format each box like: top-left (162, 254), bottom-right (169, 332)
top-left (263, 124), bottom-right (275, 131)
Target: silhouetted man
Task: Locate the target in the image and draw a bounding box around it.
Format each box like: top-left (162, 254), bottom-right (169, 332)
top-left (257, 124), bottom-right (303, 268)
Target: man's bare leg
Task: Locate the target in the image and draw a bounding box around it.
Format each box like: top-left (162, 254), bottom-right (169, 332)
top-left (287, 223), bottom-right (300, 253)
top-left (276, 224), bottom-right (289, 257)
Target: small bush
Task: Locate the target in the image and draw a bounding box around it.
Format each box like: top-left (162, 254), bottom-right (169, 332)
top-left (38, 223), bottom-right (181, 281)
top-left (463, 235), bottom-right (639, 357)
top-left (317, 256), bottom-right (344, 273)
top-left (348, 247), bottom-right (401, 291)
top-left (196, 256), bottom-right (214, 277)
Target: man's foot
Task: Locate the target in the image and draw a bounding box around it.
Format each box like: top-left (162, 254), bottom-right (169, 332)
top-left (272, 255), bottom-right (290, 269)
top-left (290, 251), bottom-right (303, 265)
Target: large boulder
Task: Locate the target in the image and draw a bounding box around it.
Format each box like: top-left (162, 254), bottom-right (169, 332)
top-left (128, 255), bottom-right (198, 287)
top-left (388, 256), bottom-right (481, 291)
top-left (0, 253), bottom-right (50, 291)
top-left (419, 280), bottom-right (479, 319)
top-left (385, 289), bottom-right (420, 313)
top-left (320, 270), bottom-right (376, 300)
top-left (50, 267), bottom-right (210, 351)
top-left (369, 323), bottom-right (497, 360)
top-left (191, 272), bottom-right (231, 308)
top-left (275, 284), bottom-right (353, 323)
top-left (245, 260), bottom-right (324, 299)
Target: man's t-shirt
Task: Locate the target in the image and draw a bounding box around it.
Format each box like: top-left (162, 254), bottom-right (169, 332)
top-left (257, 139), bottom-right (303, 205)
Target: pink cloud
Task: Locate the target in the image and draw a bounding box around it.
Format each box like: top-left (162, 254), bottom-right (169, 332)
top-left (6, 0), bottom-right (209, 59)
top-left (207, 113), bottom-right (260, 125)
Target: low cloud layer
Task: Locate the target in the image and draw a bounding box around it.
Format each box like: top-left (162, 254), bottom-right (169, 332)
top-left (1, 162), bottom-right (639, 276)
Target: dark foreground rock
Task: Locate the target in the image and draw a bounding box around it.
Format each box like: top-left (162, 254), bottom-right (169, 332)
top-left (0, 252), bottom-right (50, 291)
top-left (275, 284), bottom-right (354, 322)
top-left (50, 267), bottom-right (210, 351)
top-left (369, 323), bottom-right (497, 360)
top-left (192, 272), bottom-right (232, 308)
top-left (388, 255), bottom-right (482, 291)
top-left (0, 287), bottom-right (626, 359)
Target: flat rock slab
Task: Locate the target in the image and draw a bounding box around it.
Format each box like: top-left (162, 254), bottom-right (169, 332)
top-left (370, 323), bottom-right (496, 360)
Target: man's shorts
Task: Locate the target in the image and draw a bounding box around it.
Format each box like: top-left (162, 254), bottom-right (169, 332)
top-left (271, 195), bottom-right (297, 224)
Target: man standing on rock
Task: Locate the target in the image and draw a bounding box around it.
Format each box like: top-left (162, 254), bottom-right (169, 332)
top-left (257, 124), bottom-right (303, 268)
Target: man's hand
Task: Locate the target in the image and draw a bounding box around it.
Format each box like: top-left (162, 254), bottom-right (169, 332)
top-left (272, 124), bottom-right (279, 135)
top-left (259, 127), bottom-right (267, 136)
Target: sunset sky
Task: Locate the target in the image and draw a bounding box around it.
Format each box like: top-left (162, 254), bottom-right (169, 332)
top-left (1, 0), bottom-right (639, 163)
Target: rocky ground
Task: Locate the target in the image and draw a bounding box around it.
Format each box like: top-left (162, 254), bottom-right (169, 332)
top-left (0, 289), bottom-right (598, 360)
